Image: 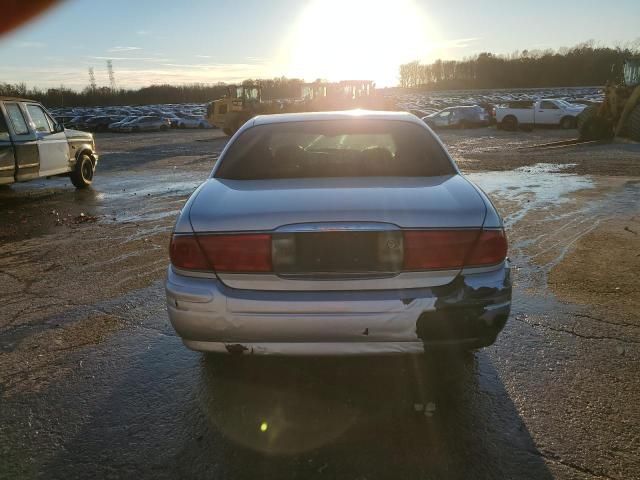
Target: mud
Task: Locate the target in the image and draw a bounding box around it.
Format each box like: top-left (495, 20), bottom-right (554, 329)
top-left (441, 128), bottom-right (640, 176)
top-left (1, 127), bottom-right (639, 479)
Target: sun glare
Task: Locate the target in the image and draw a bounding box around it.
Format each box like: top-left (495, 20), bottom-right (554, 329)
top-left (282, 0), bottom-right (435, 86)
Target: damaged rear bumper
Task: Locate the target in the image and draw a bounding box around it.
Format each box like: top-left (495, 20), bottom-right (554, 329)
top-left (165, 262), bottom-right (511, 355)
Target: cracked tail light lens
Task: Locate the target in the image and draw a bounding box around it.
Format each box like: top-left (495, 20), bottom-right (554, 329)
top-left (403, 229), bottom-right (507, 270)
top-left (170, 234), bottom-right (272, 272)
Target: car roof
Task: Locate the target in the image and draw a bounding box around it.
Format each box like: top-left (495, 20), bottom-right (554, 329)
top-left (0, 96), bottom-right (37, 102)
top-left (251, 110), bottom-right (422, 127)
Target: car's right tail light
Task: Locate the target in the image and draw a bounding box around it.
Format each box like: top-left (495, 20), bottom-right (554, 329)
top-left (464, 229), bottom-right (508, 267)
top-left (403, 229), bottom-right (507, 270)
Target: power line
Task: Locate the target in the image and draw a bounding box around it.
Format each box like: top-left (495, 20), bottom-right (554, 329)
top-left (88, 67), bottom-right (96, 90)
top-left (106, 60), bottom-right (117, 91)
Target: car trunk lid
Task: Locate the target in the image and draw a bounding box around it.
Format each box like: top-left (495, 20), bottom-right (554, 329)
top-left (188, 175), bottom-right (486, 232)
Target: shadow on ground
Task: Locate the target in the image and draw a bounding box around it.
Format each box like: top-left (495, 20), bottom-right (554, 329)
top-left (30, 330), bottom-right (552, 480)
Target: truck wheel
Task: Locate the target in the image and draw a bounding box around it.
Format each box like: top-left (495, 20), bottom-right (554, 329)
top-left (578, 106), bottom-right (612, 140)
top-left (70, 153), bottom-right (94, 189)
top-left (502, 115), bottom-right (518, 131)
top-left (629, 104), bottom-right (640, 141)
top-left (560, 116), bottom-right (575, 129)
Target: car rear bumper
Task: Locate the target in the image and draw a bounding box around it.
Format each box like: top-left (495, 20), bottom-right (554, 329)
top-left (165, 262), bottom-right (511, 356)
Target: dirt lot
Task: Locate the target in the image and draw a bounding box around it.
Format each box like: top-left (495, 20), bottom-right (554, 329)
top-left (0, 127), bottom-right (639, 479)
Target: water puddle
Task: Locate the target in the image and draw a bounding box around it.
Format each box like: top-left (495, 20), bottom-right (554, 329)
top-left (467, 163), bottom-right (594, 228)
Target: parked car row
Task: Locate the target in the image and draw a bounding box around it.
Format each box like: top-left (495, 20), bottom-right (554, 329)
top-left (50, 103), bottom-right (212, 133)
top-left (421, 98), bottom-right (588, 130)
top-left (109, 116), bottom-right (172, 132)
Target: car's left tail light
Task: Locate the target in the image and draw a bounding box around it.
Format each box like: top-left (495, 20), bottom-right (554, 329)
top-left (169, 235), bottom-right (210, 270)
top-left (170, 234), bottom-right (272, 272)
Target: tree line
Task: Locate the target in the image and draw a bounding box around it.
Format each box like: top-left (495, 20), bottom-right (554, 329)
top-left (2, 41), bottom-right (638, 107)
top-left (398, 42), bottom-right (640, 90)
top-left (0, 77), bottom-right (306, 108)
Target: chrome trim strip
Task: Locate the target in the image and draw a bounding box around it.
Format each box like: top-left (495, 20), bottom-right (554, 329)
top-left (217, 270), bottom-right (461, 291)
top-left (17, 162), bottom-right (39, 168)
top-left (0, 165), bottom-right (15, 171)
top-left (275, 222), bottom-right (400, 232)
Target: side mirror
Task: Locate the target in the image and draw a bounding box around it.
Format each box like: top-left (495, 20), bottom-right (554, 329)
top-left (55, 123), bottom-right (65, 133)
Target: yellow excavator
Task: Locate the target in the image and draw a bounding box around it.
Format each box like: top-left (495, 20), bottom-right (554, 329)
top-left (578, 58), bottom-right (640, 141)
top-left (206, 80), bottom-right (395, 136)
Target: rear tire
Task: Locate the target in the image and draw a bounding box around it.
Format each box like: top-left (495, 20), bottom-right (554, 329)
top-left (560, 116), bottom-right (575, 129)
top-left (578, 105), bottom-right (612, 140)
top-left (629, 104), bottom-right (640, 141)
top-left (501, 115), bottom-right (518, 131)
top-left (70, 153), bottom-right (94, 189)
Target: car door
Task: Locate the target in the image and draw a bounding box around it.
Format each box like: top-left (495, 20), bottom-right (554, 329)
top-left (434, 110), bottom-right (452, 127)
top-left (2, 102), bottom-right (40, 181)
top-left (536, 100), bottom-right (563, 125)
top-left (25, 103), bottom-right (71, 177)
top-left (0, 105), bottom-right (16, 184)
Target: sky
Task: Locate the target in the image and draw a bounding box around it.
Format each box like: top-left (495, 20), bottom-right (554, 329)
top-left (0, 0), bottom-right (638, 90)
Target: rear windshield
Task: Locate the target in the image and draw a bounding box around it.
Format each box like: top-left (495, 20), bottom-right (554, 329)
top-left (214, 119), bottom-right (455, 180)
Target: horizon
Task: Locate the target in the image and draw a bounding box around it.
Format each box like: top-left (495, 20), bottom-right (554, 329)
top-left (0, 0), bottom-right (639, 90)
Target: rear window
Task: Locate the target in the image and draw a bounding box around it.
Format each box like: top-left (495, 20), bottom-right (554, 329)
top-left (215, 120), bottom-right (455, 180)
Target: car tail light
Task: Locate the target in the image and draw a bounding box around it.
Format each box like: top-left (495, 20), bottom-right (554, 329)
top-left (170, 235), bottom-right (210, 270)
top-left (403, 229), bottom-right (507, 270)
top-left (171, 229), bottom-right (506, 274)
top-left (465, 229), bottom-right (508, 267)
top-left (197, 234), bottom-right (272, 272)
top-left (403, 230), bottom-right (479, 270)
top-left (170, 234), bottom-right (272, 272)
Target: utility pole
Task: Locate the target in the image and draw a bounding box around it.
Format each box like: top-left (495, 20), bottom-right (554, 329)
top-left (88, 67), bottom-right (96, 90)
top-left (106, 60), bottom-right (117, 92)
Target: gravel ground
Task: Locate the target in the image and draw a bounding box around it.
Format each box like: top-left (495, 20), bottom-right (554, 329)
top-left (0, 126), bottom-right (638, 479)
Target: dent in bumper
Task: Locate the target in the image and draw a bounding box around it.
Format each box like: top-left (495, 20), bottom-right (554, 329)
top-left (165, 262), bottom-right (511, 355)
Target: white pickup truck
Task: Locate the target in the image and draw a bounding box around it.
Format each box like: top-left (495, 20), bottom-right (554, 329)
top-left (495, 99), bottom-right (587, 130)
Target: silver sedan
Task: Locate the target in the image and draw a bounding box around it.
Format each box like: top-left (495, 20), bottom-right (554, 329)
top-left (166, 111), bottom-right (511, 355)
